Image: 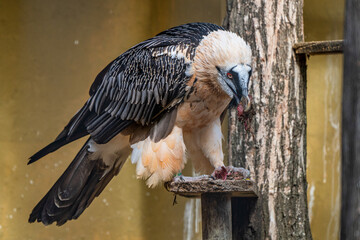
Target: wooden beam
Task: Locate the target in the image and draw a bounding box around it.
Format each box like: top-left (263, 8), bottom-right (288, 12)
top-left (293, 40), bottom-right (343, 55)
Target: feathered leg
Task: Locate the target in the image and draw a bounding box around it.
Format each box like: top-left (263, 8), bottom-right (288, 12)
top-left (183, 119), bottom-right (250, 180)
top-left (131, 126), bottom-right (186, 187)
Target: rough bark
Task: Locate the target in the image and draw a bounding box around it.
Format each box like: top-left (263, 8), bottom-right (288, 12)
top-left (341, 0), bottom-right (360, 239)
top-left (223, 0), bottom-right (312, 239)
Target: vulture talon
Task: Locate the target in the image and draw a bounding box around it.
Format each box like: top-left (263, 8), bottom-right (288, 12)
top-left (211, 166), bottom-right (228, 180)
top-left (211, 166), bottom-right (250, 180)
top-left (173, 174), bottom-right (185, 182)
top-left (226, 166), bottom-right (250, 180)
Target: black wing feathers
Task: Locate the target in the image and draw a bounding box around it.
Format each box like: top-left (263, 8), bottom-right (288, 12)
top-left (29, 23), bottom-right (224, 163)
top-left (84, 38), bottom-right (192, 144)
top-left (28, 22), bottom-right (225, 226)
top-left (28, 104), bottom-right (92, 164)
top-left (90, 59), bottom-right (116, 96)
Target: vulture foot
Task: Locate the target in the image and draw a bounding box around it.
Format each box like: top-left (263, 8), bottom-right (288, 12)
top-left (211, 166), bottom-right (250, 180)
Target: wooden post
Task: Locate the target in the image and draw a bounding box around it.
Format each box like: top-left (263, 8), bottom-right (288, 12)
top-left (165, 178), bottom-right (257, 240)
top-left (341, 0), bottom-right (360, 239)
top-left (223, 0), bottom-right (312, 239)
top-left (201, 193), bottom-right (232, 240)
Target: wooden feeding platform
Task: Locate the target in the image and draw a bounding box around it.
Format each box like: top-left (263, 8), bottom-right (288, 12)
top-left (165, 177), bottom-right (258, 240)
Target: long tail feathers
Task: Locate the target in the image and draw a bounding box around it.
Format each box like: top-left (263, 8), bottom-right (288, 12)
top-left (28, 102), bottom-right (92, 165)
top-left (28, 130), bottom-right (88, 165)
top-left (28, 138), bottom-right (127, 226)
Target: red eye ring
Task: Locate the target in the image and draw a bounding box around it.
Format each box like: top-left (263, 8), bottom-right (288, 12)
top-left (227, 73), bottom-right (233, 79)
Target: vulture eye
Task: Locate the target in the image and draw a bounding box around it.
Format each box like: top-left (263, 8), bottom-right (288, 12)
top-left (227, 73), bottom-right (233, 79)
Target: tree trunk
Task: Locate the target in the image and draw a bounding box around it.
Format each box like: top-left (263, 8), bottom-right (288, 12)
top-left (223, 0), bottom-right (312, 239)
top-left (341, 0), bottom-right (360, 239)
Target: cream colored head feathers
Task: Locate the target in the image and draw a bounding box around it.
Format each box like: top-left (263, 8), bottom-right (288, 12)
top-left (193, 30), bottom-right (252, 80)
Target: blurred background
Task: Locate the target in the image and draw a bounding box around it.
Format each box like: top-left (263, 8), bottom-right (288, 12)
top-left (0, 0), bottom-right (343, 239)
top-left (304, 0), bottom-right (344, 239)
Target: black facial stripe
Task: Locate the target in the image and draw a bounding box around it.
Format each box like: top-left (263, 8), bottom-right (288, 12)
top-left (225, 78), bottom-right (237, 94)
top-left (229, 68), bottom-right (242, 94)
top-left (230, 65), bottom-right (237, 71)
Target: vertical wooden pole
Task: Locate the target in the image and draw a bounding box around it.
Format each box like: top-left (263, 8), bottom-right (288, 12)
top-left (341, 0), bottom-right (360, 239)
top-left (201, 193), bottom-right (232, 240)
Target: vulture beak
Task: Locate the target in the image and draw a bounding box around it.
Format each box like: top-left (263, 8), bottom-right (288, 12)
top-left (233, 86), bottom-right (251, 113)
top-left (217, 64), bottom-right (252, 112)
top-left (240, 94), bottom-right (251, 113)
top-left (232, 65), bottom-right (252, 113)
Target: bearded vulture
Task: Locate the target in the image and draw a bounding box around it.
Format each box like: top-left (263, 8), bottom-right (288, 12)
top-left (28, 22), bottom-right (252, 226)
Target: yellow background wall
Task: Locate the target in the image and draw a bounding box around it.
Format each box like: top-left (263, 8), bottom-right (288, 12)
top-left (0, 1), bottom-right (224, 239)
top-left (0, 0), bottom-right (343, 239)
top-left (304, 0), bottom-right (344, 239)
